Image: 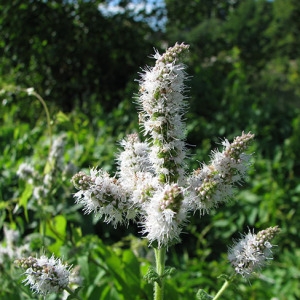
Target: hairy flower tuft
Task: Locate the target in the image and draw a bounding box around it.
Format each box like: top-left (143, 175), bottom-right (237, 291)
top-left (187, 132), bottom-right (254, 214)
top-left (15, 255), bottom-right (73, 295)
top-left (17, 163), bottom-right (36, 184)
top-left (0, 225), bottom-right (31, 264)
top-left (142, 183), bottom-right (188, 247)
top-left (72, 168), bottom-right (137, 226)
top-left (228, 226), bottom-right (280, 278)
top-left (138, 43), bottom-right (189, 183)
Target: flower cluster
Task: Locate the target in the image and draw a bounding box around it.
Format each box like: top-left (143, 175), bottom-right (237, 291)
top-left (138, 43), bottom-right (189, 184)
top-left (72, 168), bottom-right (135, 226)
top-left (187, 132), bottom-right (254, 214)
top-left (17, 134), bottom-right (75, 205)
top-left (228, 226), bottom-right (280, 277)
top-left (15, 255), bottom-right (72, 295)
top-left (17, 163), bottom-right (37, 184)
top-left (0, 225), bottom-right (31, 264)
top-left (48, 134), bottom-right (66, 169)
top-left (141, 183), bottom-right (188, 246)
top-left (71, 43), bottom-right (255, 248)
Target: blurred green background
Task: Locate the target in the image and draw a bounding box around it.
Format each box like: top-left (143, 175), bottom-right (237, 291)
top-left (1, 0), bottom-right (299, 299)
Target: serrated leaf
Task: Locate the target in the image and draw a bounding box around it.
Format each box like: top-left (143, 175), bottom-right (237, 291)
top-left (144, 267), bottom-right (161, 286)
top-left (217, 274), bottom-right (230, 281)
top-left (163, 266), bottom-right (176, 277)
top-left (56, 111), bottom-right (71, 124)
top-left (196, 289), bottom-right (213, 300)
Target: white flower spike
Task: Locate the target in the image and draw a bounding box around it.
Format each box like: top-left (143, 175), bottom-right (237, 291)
top-left (15, 255), bottom-right (72, 295)
top-left (228, 226), bottom-right (280, 278)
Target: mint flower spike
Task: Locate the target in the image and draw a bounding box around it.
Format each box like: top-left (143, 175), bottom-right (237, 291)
top-left (17, 163), bottom-right (37, 184)
top-left (187, 132), bottom-right (254, 215)
top-left (71, 168), bottom-right (136, 227)
top-left (138, 42), bottom-right (189, 184)
top-left (137, 43), bottom-right (191, 247)
top-left (142, 183), bottom-right (188, 248)
top-left (15, 255), bottom-right (73, 295)
top-left (117, 133), bottom-right (160, 206)
top-left (228, 226), bottom-right (280, 278)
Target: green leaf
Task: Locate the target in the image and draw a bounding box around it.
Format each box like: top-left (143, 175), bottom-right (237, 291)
top-left (196, 289), bottom-right (213, 300)
top-left (19, 183), bottom-right (33, 222)
top-left (45, 214), bottom-right (67, 254)
top-left (163, 266), bottom-right (176, 277)
top-left (56, 111), bottom-right (73, 130)
top-left (56, 111), bottom-right (70, 124)
top-left (93, 240), bottom-right (138, 299)
top-left (144, 267), bottom-right (161, 286)
top-left (77, 255), bottom-right (89, 283)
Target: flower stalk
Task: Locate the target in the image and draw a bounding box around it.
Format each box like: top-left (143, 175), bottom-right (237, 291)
top-left (154, 247), bottom-right (166, 300)
top-left (212, 276), bottom-right (234, 300)
top-left (64, 286), bottom-right (83, 300)
top-left (25, 88), bottom-right (53, 150)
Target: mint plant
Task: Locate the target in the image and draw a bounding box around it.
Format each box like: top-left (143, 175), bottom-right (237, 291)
top-left (70, 43), bottom-right (279, 299)
top-left (14, 43), bottom-right (279, 299)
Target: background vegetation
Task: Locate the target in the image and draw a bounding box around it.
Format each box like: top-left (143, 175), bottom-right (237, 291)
top-left (1, 0), bottom-right (299, 299)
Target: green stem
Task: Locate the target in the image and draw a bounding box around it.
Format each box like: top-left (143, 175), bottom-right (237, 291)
top-left (213, 275), bottom-right (235, 300)
top-left (23, 89), bottom-right (52, 246)
top-left (64, 286), bottom-right (83, 300)
top-left (154, 247), bottom-right (166, 300)
top-left (32, 91), bottom-right (53, 149)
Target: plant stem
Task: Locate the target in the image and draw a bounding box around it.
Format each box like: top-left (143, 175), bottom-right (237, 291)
top-left (32, 91), bottom-right (53, 149)
top-left (213, 275), bottom-right (235, 300)
top-left (154, 247), bottom-right (166, 300)
top-left (64, 286), bottom-right (83, 300)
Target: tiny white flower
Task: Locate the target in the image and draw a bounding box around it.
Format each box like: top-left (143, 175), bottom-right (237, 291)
top-left (138, 43), bottom-right (189, 183)
top-left (33, 186), bottom-right (48, 200)
top-left (26, 87), bottom-right (34, 96)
